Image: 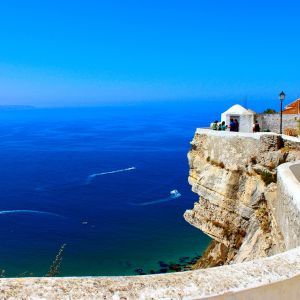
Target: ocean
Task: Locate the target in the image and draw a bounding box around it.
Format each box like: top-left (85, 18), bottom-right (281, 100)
top-left (0, 100), bottom-right (240, 277)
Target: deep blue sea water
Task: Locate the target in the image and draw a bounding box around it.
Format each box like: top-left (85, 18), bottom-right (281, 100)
top-left (0, 101), bottom-right (228, 277)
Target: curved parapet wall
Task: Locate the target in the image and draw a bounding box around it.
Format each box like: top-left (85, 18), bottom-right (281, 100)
top-left (276, 162), bottom-right (300, 250)
top-left (0, 130), bottom-right (300, 299)
top-left (0, 248), bottom-right (300, 299)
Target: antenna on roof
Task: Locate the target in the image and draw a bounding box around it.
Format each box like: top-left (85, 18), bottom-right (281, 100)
top-left (244, 96), bottom-right (248, 109)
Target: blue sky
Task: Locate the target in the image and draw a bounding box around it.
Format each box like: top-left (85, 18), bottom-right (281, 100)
top-left (0, 0), bottom-right (299, 106)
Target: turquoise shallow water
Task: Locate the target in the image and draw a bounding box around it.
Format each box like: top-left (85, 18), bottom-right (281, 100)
top-left (0, 103), bottom-right (215, 277)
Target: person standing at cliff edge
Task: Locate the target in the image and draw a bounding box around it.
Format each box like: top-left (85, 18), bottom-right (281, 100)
top-left (253, 120), bottom-right (260, 132)
top-left (211, 120), bottom-right (218, 130)
top-left (229, 119), bottom-right (235, 131)
top-left (220, 121), bottom-right (227, 131)
top-left (234, 119), bottom-right (239, 132)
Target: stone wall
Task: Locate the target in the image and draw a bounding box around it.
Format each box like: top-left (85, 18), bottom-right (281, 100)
top-left (257, 113), bottom-right (299, 133)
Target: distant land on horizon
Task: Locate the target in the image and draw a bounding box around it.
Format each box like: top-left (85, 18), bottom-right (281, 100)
top-left (0, 105), bottom-right (36, 111)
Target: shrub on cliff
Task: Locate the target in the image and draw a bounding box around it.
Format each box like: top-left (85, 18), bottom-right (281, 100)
top-left (284, 127), bottom-right (298, 137)
top-left (261, 171), bottom-right (277, 185)
top-left (263, 108), bottom-right (277, 114)
top-left (210, 160), bottom-right (225, 168)
top-left (256, 202), bottom-right (271, 233)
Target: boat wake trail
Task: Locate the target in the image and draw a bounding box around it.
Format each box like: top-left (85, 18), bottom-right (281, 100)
top-left (130, 190), bottom-right (181, 206)
top-left (0, 210), bottom-right (64, 218)
top-left (86, 167), bottom-right (136, 184)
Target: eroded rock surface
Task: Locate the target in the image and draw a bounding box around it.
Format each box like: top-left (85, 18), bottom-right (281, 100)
top-left (185, 130), bottom-right (300, 267)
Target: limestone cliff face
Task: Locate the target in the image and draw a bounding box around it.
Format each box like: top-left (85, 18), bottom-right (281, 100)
top-left (184, 130), bottom-right (300, 267)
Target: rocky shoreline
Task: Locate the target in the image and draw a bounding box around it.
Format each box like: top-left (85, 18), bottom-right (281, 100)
top-left (133, 253), bottom-right (203, 275)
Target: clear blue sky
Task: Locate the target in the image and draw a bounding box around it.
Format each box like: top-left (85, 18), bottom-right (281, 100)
top-left (0, 0), bottom-right (299, 106)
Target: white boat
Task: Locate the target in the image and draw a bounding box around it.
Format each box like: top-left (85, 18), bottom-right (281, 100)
top-left (170, 189), bottom-right (181, 198)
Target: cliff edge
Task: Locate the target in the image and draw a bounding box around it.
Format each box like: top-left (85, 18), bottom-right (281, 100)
top-left (184, 129), bottom-right (300, 267)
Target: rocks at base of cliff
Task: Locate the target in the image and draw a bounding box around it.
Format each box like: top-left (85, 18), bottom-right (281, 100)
top-left (191, 240), bottom-right (233, 269)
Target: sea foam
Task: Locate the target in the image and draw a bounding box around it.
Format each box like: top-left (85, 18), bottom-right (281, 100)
top-left (86, 167), bottom-right (136, 184)
top-left (130, 190), bottom-right (181, 206)
top-left (0, 210), bottom-right (63, 218)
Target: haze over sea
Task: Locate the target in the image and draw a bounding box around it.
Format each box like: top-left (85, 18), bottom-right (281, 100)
top-left (0, 100), bottom-right (270, 276)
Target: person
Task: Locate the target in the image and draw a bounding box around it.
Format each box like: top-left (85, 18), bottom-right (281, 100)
top-left (220, 121), bottom-right (227, 131)
top-left (229, 118), bottom-right (235, 131)
top-left (211, 120), bottom-right (218, 130)
top-left (234, 119), bottom-right (239, 132)
top-left (253, 120), bottom-right (260, 132)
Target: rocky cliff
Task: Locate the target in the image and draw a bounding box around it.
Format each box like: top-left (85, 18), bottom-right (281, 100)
top-left (184, 129), bottom-right (300, 268)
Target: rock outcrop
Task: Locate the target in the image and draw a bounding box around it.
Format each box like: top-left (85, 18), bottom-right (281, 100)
top-left (184, 130), bottom-right (300, 267)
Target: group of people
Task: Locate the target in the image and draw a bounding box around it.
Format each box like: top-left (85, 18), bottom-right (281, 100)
top-left (211, 120), bottom-right (227, 131)
top-left (211, 118), bottom-right (261, 133)
top-left (211, 119), bottom-right (239, 131)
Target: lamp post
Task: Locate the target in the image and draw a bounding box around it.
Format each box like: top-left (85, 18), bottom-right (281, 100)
top-left (279, 91), bottom-right (285, 134)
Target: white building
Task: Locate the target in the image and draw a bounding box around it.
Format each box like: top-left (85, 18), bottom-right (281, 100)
top-left (221, 104), bottom-right (255, 133)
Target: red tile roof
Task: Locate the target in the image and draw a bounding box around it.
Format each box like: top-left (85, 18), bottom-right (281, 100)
top-left (283, 99), bottom-right (300, 114)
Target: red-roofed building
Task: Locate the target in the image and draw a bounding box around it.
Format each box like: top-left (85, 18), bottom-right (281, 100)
top-left (283, 99), bottom-right (300, 114)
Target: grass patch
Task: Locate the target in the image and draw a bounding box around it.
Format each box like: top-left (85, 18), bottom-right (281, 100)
top-left (280, 146), bottom-right (291, 154)
top-left (256, 202), bottom-right (271, 233)
top-left (261, 170), bottom-right (277, 185)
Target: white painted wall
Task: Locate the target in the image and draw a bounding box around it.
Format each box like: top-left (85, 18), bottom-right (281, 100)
top-left (221, 113), bottom-right (254, 132)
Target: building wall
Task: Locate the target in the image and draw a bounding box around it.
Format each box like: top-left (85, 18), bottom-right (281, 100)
top-left (221, 113), bottom-right (254, 132)
top-left (257, 114), bottom-right (299, 133)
